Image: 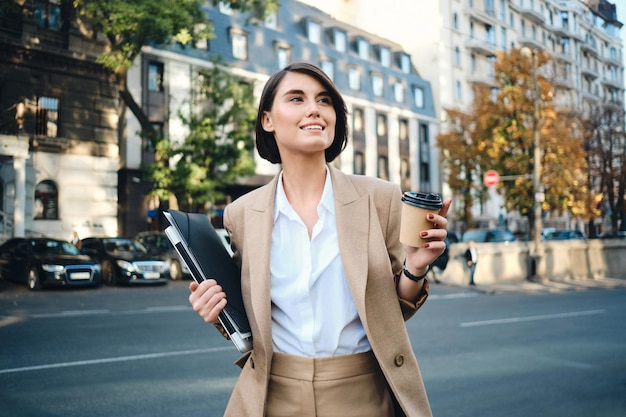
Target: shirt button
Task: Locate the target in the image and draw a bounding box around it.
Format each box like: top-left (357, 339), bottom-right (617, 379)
top-left (394, 354), bottom-right (405, 367)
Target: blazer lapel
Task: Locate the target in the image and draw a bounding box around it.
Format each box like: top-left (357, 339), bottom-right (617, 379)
top-left (330, 167), bottom-right (370, 316)
top-left (244, 174), bottom-right (278, 354)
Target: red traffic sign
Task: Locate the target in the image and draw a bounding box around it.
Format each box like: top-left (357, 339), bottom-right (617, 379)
top-left (484, 170), bottom-right (500, 187)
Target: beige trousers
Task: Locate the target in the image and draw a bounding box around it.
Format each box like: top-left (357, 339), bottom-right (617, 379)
top-left (266, 351), bottom-right (395, 417)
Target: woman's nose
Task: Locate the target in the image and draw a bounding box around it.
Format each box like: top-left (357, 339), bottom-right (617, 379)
top-left (306, 101), bottom-right (320, 117)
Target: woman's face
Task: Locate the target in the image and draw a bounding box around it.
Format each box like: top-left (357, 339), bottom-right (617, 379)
top-left (261, 72), bottom-right (336, 161)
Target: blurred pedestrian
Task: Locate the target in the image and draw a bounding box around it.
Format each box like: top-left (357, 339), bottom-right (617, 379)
top-left (71, 230), bottom-right (81, 250)
top-left (188, 61), bottom-right (451, 417)
top-left (464, 240), bottom-right (477, 285)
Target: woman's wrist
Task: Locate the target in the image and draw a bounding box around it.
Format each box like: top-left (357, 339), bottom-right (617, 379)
top-left (402, 261), bottom-right (429, 282)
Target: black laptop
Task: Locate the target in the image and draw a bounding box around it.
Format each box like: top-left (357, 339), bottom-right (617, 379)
top-left (163, 210), bottom-right (252, 353)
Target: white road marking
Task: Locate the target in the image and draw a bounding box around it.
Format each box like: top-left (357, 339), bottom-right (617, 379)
top-left (460, 309), bottom-right (606, 327)
top-left (0, 346), bottom-right (233, 375)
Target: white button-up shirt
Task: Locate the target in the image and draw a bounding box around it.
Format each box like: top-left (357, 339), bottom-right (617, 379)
top-left (270, 169), bottom-right (370, 357)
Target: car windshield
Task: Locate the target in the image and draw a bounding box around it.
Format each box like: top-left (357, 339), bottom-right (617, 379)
top-left (32, 240), bottom-right (81, 256)
top-left (462, 230), bottom-right (487, 242)
top-left (104, 239), bottom-right (147, 254)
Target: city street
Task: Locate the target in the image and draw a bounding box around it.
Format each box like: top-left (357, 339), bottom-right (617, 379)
top-left (1, 279), bottom-right (625, 417)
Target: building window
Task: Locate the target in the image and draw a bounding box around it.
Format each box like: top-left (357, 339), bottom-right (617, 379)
top-left (36, 96), bottom-right (59, 137)
top-left (419, 123), bottom-right (431, 192)
top-left (455, 80), bottom-right (462, 100)
top-left (400, 158), bottom-right (411, 190)
top-left (394, 82), bottom-right (404, 103)
top-left (231, 31), bottom-right (248, 60)
top-left (148, 62), bottom-right (164, 92)
top-left (471, 54), bottom-right (477, 72)
top-left (34, 180), bottom-right (58, 220)
top-left (34, 0), bottom-right (61, 31)
top-left (372, 74), bottom-right (384, 97)
top-left (321, 59), bottom-right (334, 81)
top-left (454, 46), bottom-right (461, 66)
top-left (378, 156), bottom-right (389, 180)
top-left (453, 12), bottom-right (459, 30)
top-left (376, 113), bottom-right (387, 136)
top-left (353, 108), bottom-right (364, 132)
top-left (218, 3), bottom-right (232, 14)
top-left (379, 46), bottom-right (391, 67)
top-left (334, 29), bottom-right (347, 52)
top-left (399, 119), bottom-right (409, 141)
top-left (414, 86), bottom-right (424, 108)
top-left (354, 151), bottom-right (365, 175)
top-left (307, 20), bottom-right (321, 44)
top-left (357, 38), bottom-right (370, 59)
top-left (277, 45), bottom-right (290, 69)
top-left (399, 54), bottom-right (411, 74)
top-left (501, 27), bottom-right (507, 49)
top-left (348, 67), bottom-right (360, 90)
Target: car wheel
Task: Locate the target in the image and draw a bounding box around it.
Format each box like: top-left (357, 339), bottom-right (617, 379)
top-left (101, 261), bottom-right (117, 286)
top-left (170, 260), bottom-right (183, 281)
top-left (28, 268), bottom-right (41, 291)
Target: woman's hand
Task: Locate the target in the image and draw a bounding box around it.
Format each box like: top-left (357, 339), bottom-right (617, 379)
top-left (403, 197), bottom-right (452, 276)
top-left (189, 279), bottom-right (228, 324)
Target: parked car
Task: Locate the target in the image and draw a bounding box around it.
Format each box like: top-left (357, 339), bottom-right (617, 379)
top-left (80, 237), bottom-right (169, 286)
top-left (135, 231), bottom-right (190, 280)
top-left (462, 228), bottom-right (516, 243)
top-left (0, 237), bottom-right (101, 290)
top-left (544, 230), bottom-right (586, 240)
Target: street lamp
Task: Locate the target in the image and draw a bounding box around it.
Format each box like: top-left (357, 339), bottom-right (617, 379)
top-left (521, 46), bottom-right (544, 280)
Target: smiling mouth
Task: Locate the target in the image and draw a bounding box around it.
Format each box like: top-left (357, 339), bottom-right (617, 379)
top-left (301, 125), bottom-right (324, 131)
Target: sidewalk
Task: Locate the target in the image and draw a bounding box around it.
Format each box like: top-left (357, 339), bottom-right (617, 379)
top-left (438, 276), bottom-right (626, 295)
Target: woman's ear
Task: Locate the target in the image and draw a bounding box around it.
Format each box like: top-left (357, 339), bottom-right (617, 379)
top-left (261, 111), bottom-right (274, 132)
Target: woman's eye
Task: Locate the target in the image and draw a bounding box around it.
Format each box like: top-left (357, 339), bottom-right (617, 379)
top-left (318, 97), bottom-right (332, 105)
top-left (289, 96), bottom-right (303, 102)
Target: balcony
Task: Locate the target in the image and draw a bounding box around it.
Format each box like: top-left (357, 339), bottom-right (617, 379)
top-left (580, 41), bottom-right (599, 56)
top-left (467, 73), bottom-right (497, 87)
top-left (518, 36), bottom-right (543, 50)
top-left (601, 77), bottom-right (623, 90)
top-left (518, 7), bottom-right (545, 24)
top-left (465, 8), bottom-right (498, 26)
top-left (553, 76), bottom-right (574, 90)
top-left (580, 65), bottom-right (599, 79)
top-left (465, 38), bottom-right (497, 56)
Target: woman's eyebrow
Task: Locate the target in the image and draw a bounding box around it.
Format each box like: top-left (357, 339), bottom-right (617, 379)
top-left (281, 89), bottom-right (331, 98)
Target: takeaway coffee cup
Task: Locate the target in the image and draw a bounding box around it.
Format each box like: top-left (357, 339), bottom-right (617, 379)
top-left (399, 192), bottom-right (443, 247)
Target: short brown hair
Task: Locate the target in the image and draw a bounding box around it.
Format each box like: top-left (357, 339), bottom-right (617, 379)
top-left (255, 62), bottom-right (348, 164)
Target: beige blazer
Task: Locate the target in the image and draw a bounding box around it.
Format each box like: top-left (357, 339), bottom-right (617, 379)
top-left (221, 166), bottom-right (433, 417)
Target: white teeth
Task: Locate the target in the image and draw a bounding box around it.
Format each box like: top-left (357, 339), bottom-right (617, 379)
top-left (302, 125), bottom-right (323, 131)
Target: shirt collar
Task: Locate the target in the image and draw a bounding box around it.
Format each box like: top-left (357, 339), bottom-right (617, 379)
top-left (274, 166), bottom-right (335, 223)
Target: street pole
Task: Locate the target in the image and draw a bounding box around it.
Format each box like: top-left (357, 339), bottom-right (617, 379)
top-left (530, 49), bottom-right (544, 280)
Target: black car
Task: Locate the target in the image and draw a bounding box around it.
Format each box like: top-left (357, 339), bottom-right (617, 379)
top-left (0, 237), bottom-right (101, 290)
top-left (80, 237), bottom-right (170, 286)
top-left (134, 231), bottom-right (190, 280)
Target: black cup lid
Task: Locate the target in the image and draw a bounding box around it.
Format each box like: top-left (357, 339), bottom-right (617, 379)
top-left (401, 192), bottom-right (443, 210)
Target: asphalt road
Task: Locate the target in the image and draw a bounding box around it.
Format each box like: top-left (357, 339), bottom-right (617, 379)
top-left (1, 279), bottom-right (625, 417)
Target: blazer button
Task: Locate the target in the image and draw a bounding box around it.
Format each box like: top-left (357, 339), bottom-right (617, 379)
top-left (250, 358), bottom-right (255, 369)
top-left (394, 354), bottom-right (405, 367)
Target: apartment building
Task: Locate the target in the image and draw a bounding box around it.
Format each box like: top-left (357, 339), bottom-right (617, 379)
top-left (121, 0), bottom-right (440, 234)
top-left (301, 0), bottom-right (624, 226)
top-left (0, 1), bottom-right (119, 241)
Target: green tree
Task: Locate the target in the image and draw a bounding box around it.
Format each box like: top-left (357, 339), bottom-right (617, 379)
top-left (149, 60), bottom-right (257, 212)
top-left (72, 0), bottom-right (278, 139)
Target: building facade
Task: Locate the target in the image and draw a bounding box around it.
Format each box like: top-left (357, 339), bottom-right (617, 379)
top-left (301, 0), bottom-right (624, 231)
top-left (0, 0), bottom-right (119, 241)
top-left (120, 0), bottom-right (440, 234)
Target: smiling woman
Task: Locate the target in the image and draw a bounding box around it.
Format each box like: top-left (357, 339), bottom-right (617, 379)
top-left (187, 62), bottom-right (452, 417)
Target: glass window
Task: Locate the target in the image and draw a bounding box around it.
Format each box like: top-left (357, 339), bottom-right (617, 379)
top-left (400, 54), bottom-right (411, 73)
top-left (379, 47), bottom-right (391, 67)
top-left (232, 32), bottom-right (248, 60)
top-left (34, 0), bottom-right (61, 31)
top-left (36, 96), bottom-right (59, 137)
top-left (453, 12), bottom-right (459, 30)
top-left (376, 113), bottom-right (387, 136)
top-left (277, 46), bottom-right (289, 69)
top-left (372, 74), bottom-right (384, 97)
top-left (378, 156), bottom-right (389, 180)
top-left (455, 80), bottom-right (462, 100)
top-left (414, 86), bottom-right (424, 108)
top-left (334, 30), bottom-right (347, 52)
top-left (265, 11), bottom-right (278, 29)
top-left (321, 60), bottom-right (334, 81)
top-left (348, 67), bottom-right (360, 90)
top-left (358, 38), bottom-right (370, 59)
top-left (354, 151), bottom-right (365, 175)
top-left (454, 46), bottom-right (461, 65)
top-left (394, 82), bottom-right (404, 103)
top-left (399, 119), bottom-right (409, 141)
top-left (353, 108), bottom-right (364, 132)
top-left (307, 20), bottom-right (321, 44)
top-left (148, 62), bottom-right (164, 92)
top-left (34, 180), bottom-right (58, 220)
